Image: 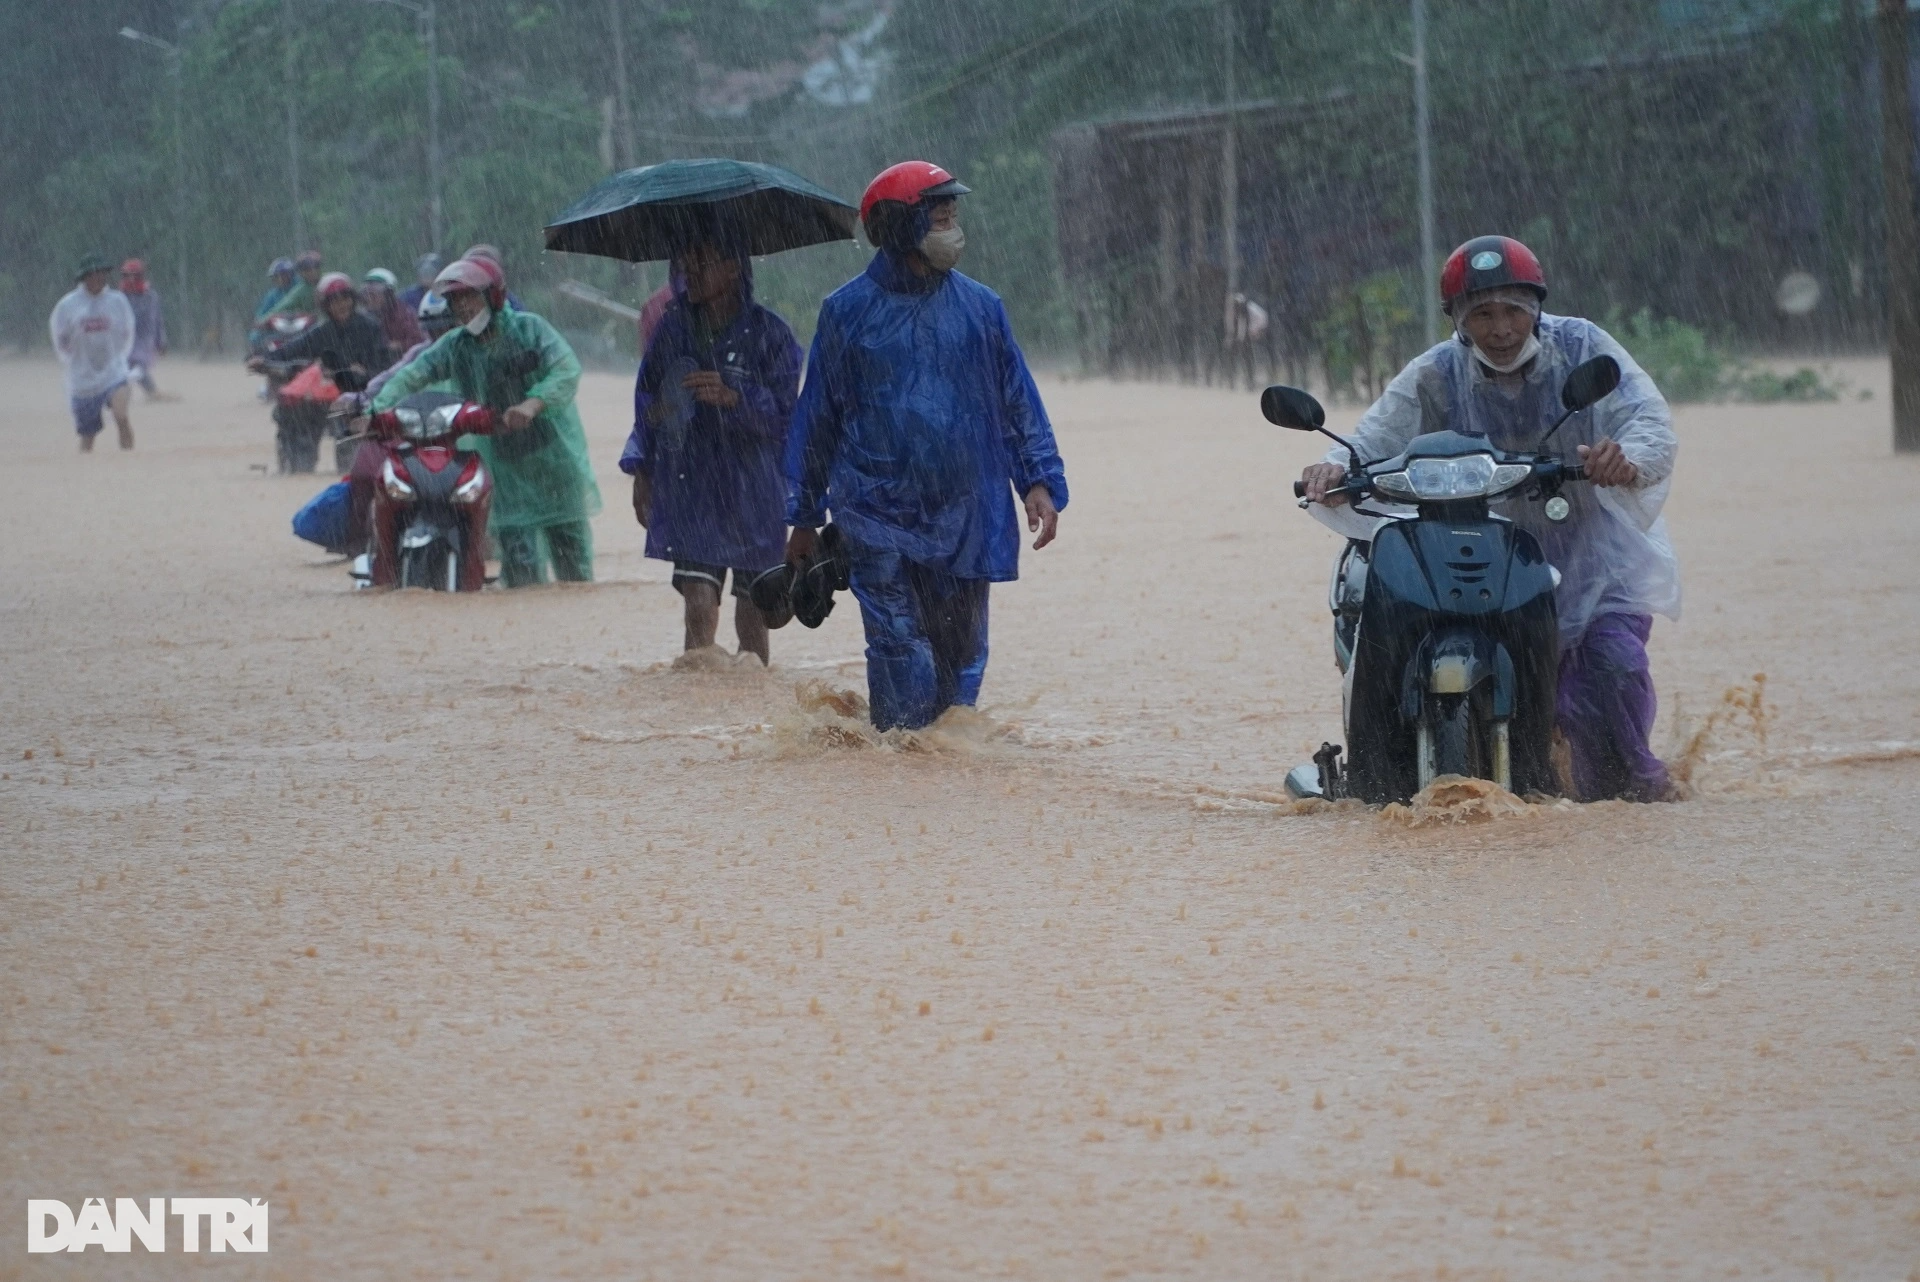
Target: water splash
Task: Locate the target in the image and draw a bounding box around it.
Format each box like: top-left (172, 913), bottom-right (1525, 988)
top-left (1378, 776), bottom-right (1552, 827)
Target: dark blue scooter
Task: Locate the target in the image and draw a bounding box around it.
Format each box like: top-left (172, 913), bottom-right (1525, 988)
top-left (1267, 356), bottom-right (1621, 804)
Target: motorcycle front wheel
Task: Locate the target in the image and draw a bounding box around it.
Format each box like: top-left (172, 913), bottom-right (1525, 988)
top-left (399, 544), bottom-right (463, 592)
top-left (1418, 695), bottom-right (1508, 790)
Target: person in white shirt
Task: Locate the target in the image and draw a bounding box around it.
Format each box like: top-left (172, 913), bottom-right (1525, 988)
top-left (49, 254), bottom-right (137, 452)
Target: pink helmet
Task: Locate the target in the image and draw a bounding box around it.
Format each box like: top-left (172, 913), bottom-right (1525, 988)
top-left (434, 256), bottom-right (505, 309)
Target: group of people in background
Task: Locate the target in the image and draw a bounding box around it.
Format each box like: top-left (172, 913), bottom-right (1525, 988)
top-left (49, 255), bottom-right (174, 451)
top-left (260, 159), bottom-right (1063, 733)
top-left (71, 157), bottom-right (1061, 734)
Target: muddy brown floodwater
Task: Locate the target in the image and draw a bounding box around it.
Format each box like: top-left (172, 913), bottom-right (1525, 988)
top-left (2, 353), bottom-right (1916, 1280)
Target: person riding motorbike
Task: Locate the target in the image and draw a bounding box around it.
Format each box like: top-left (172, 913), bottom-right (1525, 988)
top-left (400, 252), bottom-right (442, 314)
top-left (265, 250), bottom-right (325, 318)
top-left (249, 258), bottom-right (297, 354)
top-left (361, 267), bottom-right (425, 364)
top-left (247, 271), bottom-right (388, 384)
top-left (1297, 235), bottom-right (1680, 802)
top-left (370, 255), bottom-right (601, 586)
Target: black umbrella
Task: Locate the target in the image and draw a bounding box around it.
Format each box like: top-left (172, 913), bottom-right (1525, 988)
top-left (544, 158), bottom-right (859, 263)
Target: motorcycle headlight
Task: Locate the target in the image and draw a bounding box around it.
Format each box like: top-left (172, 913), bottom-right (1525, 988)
top-left (1373, 454), bottom-right (1530, 501)
top-left (452, 458), bottom-right (488, 505)
top-left (380, 458), bottom-right (416, 501)
top-left (428, 403), bottom-right (462, 435)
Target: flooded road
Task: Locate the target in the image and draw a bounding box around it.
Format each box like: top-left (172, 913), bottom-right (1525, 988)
top-left (2, 354), bottom-right (1916, 1279)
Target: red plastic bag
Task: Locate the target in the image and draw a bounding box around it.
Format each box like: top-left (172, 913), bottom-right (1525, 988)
top-left (277, 361), bottom-right (340, 407)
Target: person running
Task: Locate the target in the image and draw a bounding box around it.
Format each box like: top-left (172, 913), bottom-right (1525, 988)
top-left (50, 254), bottom-right (137, 452)
top-left (371, 255), bottom-right (601, 586)
top-left (785, 161), bottom-right (1068, 730)
top-left (118, 258), bottom-right (175, 401)
top-left (620, 237), bottom-right (801, 665)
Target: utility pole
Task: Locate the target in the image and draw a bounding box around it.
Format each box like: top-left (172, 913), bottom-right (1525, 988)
top-left (1412, 0), bottom-right (1438, 345)
top-left (426, 0), bottom-right (442, 253)
top-left (609, 0), bottom-right (637, 170)
top-left (365, 0), bottom-right (442, 253)
top-left (121, 26), bottom-right (191, 349)
top-left (1220, 0), bottom-right (1239, 304)
top-left (1878, 0), bottom-right (1920, 452)
top-left (609, 0), bottom-right (640, 291)
top-left (282, 0), bottom-right (306, 247)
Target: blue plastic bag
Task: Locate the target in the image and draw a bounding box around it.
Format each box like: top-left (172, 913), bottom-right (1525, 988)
top-left (292, 480), bottom-right (353, 554)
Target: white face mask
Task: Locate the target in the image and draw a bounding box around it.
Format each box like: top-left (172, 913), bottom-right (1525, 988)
top-left (1469, 331), bottom-right (1540, 375)
top-left (919, 225), bottom-right (965, 272)
top-left (463, 305), bottom-right (492, 337)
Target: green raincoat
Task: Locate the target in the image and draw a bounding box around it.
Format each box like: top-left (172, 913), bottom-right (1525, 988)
top-left (372, 309), bottom-right (603, 539)
top-left (267, 278), bottom-right (318, 317)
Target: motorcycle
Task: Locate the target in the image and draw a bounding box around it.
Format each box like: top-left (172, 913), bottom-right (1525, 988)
top-left (258, 356), bottom-right (337, 474)
top-left (249, 310), bottom-right (318, 359)
top-left (363, 392), bottom-right (495, 591)
top-left (1268, 355), bottom-right (1622, 804)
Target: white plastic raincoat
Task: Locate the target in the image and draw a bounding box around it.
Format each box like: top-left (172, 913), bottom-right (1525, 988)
top-left (1317, 313), bottom-right (1679, 642)
top-left (49, 286), bottom-right (135, 400)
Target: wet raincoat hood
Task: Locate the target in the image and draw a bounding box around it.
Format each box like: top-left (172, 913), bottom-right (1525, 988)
top-left (618, 256), bottom-right (802, 571)
top-left (1319, 313), bottom-right (1679, 642)
top-left (784, 251), bottom-right (1068, 581)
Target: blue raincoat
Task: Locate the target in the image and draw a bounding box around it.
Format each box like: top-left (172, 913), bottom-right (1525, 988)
top-left (786, 251), bottom-right (1069, 729)
top-left (785, 251), bottom-right (1069, 580)
top-left (620, 261), bottom-right (800, 572)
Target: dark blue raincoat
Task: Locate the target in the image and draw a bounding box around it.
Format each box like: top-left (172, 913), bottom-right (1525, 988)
top-left (619, 262), bottom-right (801, 571)
top-left (785, 250), bottom-right (1068, 730)
top-left (784, 251), bottom-right (1068, 581)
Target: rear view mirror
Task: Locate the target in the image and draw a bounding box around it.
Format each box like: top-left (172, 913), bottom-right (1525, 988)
top-left (1261, 385), bottom-right (1327, 431)
top-left (1560, 355), bottom-right (1620, 413)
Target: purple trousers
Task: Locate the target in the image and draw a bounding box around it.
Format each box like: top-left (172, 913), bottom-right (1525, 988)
top-left (1555, 613), bottom-right (1672, 802)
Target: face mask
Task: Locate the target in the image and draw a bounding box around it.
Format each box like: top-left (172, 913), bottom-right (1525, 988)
top-left (1468, 331), bottom-right (1540, 375)
top-left (919, 225), bottom-right (966, 272)
top-left (463, 305), bottom-right (492, 337)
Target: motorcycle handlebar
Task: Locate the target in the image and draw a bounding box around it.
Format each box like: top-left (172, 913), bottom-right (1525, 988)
top-left (1293, 460), bottom-right (1587, 507)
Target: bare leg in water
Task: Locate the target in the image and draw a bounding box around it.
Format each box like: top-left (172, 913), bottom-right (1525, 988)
top-left (678, 581), bottom-right (769, 664)
top-left (109, 385), bottom-right (133, 450)
top-left (734, 596), bottom-right (769, 665)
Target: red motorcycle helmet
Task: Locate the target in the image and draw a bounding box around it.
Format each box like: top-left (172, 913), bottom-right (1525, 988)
top-left (859, 160), bottom-right (971, 247)
top-left (1440, 235), bottom-right (1547, 315)
top-left (316, 271), bottom-right (356, 301)
top-left (859, 161), bottom-right (971, 221)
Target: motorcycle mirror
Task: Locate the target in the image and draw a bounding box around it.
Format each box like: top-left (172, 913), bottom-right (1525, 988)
top-left (1560, 355), bottom-right (1621, 413)
top-left (1260, 385), bottom-right (1326, 431)
top-left (1263, 383), bottom-right (1367, 467)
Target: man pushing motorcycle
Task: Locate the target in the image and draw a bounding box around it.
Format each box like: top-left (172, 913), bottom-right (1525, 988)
top-left (1298, 236), bottom-right (1680, 802)
top-left (371, 254), bottom-right (601, 586)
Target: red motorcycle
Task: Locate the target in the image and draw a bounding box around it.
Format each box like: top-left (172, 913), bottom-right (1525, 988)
top-left (363, 392), bottom-right (495, 591)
